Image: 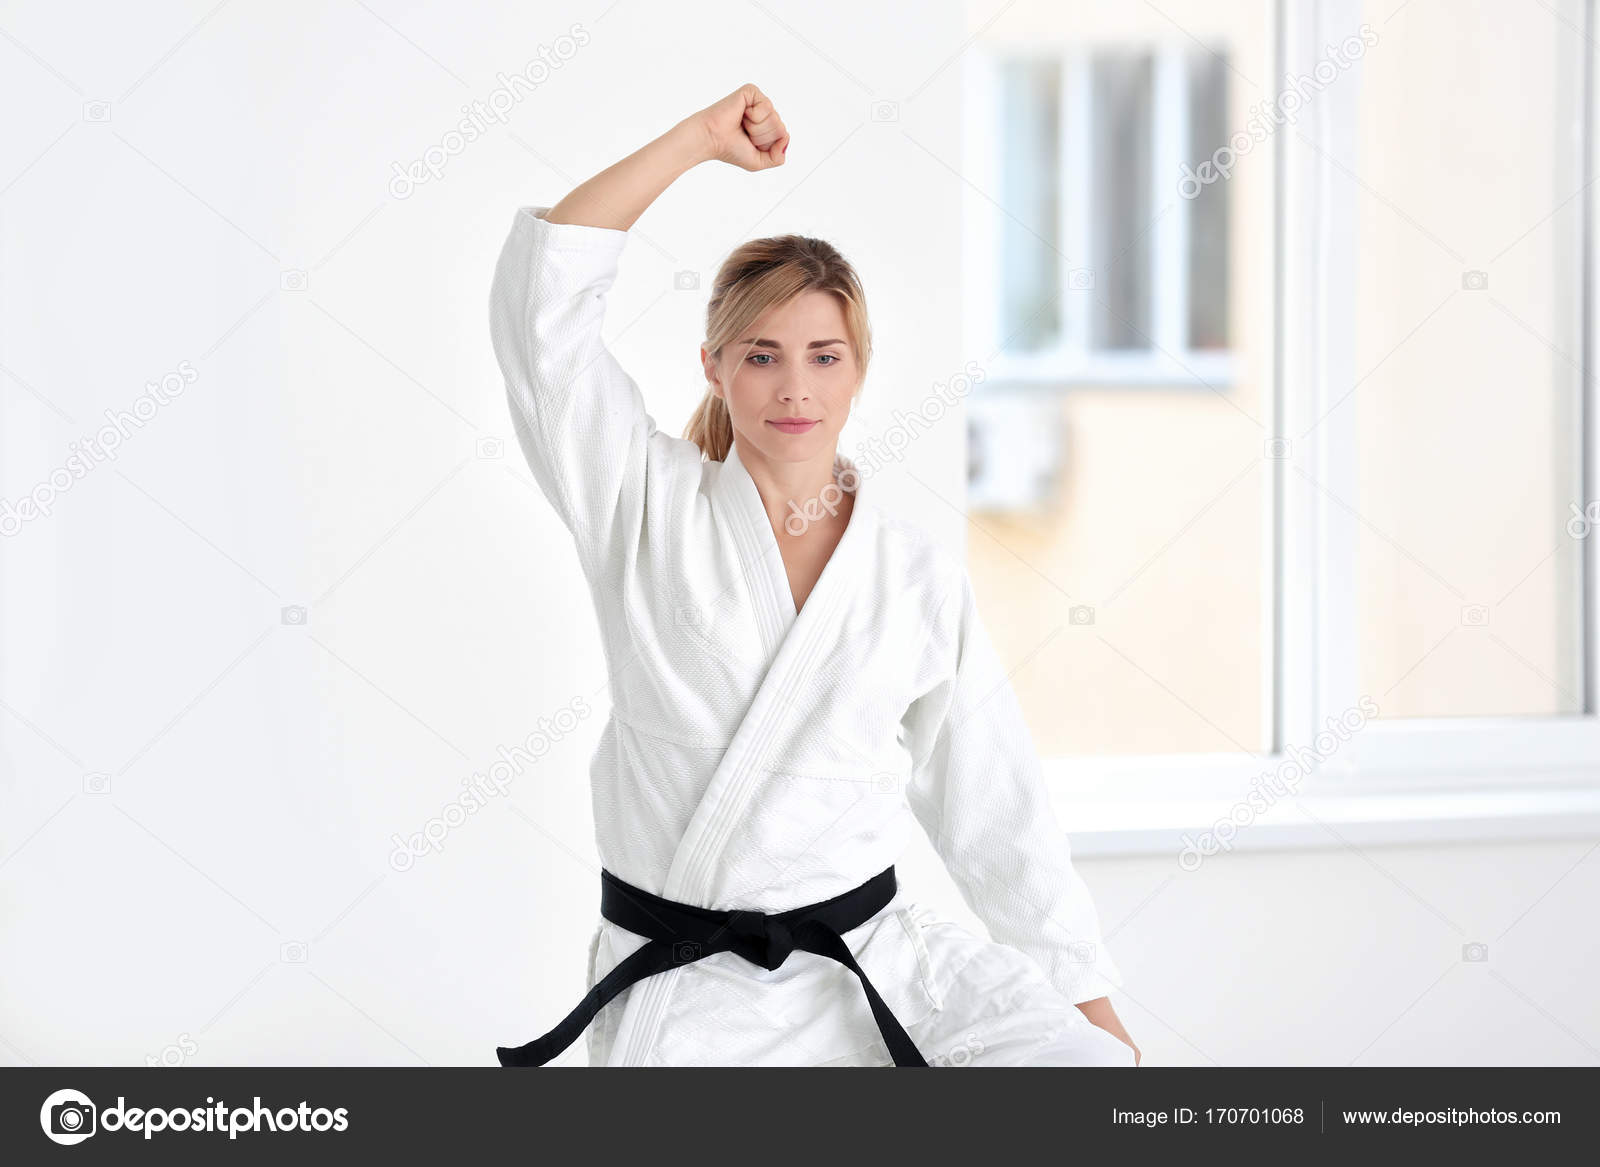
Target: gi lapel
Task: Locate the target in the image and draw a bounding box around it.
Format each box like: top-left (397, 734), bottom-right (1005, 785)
top-left (607, 442), bottom-right (873, 1066)
top-left (665, 440), bottom-right (872, 905)
top-left (714, 441), bottom-right (798, 659)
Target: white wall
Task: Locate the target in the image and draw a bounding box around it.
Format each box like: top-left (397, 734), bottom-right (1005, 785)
top-left (1089, 837), bottom-right (1600, 1066)
top-left (0, 0), bottom-right (1593, 1068)
top-left (0, 0), bottom-right (974, 1068)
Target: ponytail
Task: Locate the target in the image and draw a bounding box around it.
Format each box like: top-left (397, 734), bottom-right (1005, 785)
top-left (682, 389), bottom-right (736, 463)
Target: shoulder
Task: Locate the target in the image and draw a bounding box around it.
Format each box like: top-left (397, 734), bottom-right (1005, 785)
top-left (867, 503), bottom-right (967, 617)
top-left (648, 428), bottom-right (708, 474)
top-left (640, 430), bottom-right (720, 516)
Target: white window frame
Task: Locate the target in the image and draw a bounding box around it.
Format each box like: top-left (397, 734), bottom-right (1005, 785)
top-left (964, 0), bottom-right (1600, 854)
top-left (967, 43), bottom-right (1237, 387)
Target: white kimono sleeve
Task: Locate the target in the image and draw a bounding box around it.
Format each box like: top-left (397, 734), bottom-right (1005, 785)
top-left (488, 204), bottom-right (657, 574)
top-left (902, 570), bottom-right (1125, 1005)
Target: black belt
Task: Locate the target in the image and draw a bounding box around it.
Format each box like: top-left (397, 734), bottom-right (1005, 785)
top-left (495, 865), bottom-right (929, 1067)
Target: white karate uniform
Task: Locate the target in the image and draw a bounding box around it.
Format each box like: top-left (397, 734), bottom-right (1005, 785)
top-left (489, 204), bottom-right (1135, 1068)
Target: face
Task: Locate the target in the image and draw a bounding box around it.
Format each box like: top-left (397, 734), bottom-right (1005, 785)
top-left (701, 290), bottom-right (861, 468)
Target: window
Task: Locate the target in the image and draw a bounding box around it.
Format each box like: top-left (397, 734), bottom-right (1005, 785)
top-left (960, 26), bottom-right (1267, 757)
top-left (960, 1), bottom-right (1600, 840)
top-left (1298, 0), bottom-right (1596, 787)
top-left (971, 45), bottom-right (1235, 386)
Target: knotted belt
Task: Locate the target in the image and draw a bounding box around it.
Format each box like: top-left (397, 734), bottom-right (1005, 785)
top-left (496, 865), bottom-right (929, 1067)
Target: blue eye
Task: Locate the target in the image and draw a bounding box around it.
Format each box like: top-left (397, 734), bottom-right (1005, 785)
top-left (746, 352), bottom-right (841, 366)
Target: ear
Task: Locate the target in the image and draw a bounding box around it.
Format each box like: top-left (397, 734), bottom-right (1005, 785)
top-left (700, 347), bottom-right (722, 394)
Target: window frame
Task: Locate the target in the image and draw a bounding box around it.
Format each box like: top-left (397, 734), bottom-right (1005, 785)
top-left (968, 42), bottom-right (1239, 387)
top-left (963, 0), bottom-right (1600, 854)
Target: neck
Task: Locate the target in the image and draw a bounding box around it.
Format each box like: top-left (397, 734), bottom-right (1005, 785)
top-left (735, 441), bottom-right (854, 541)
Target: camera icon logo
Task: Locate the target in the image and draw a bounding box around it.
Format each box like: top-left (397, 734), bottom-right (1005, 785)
top-left (82, 101), bottom-right (111, 123)
top-left (1069, 604), bottom-right (1095, 626)
top-left (477, 436), bottom-right (504, 460)
top-left (673, 270), bottom-right (700, 291)
top-left (1462, 942), bottom-right (1489, 962)
top-left (281, 605), bottom-right (308, 626)
top-left (1461, 269), bottom-right (1488, 291)
top-left (870, 100), bottom-right (899, 122)
top-left (280, 269), bottom-right (308, 292)
top-left (281, 940), bottom-right (308, 962)
top-left (40, 1088), bottom-right (97, 1145)
top-left (1068, 268), bottom-right (1095, 291)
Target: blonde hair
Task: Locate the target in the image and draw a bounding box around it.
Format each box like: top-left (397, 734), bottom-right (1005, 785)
top-left (683, 233), bottom-right (872, 462)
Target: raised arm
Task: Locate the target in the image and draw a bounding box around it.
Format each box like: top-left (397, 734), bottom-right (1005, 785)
top-left (488, 85), bottom-right (788, 572)
top-left (545, 83), bottom-right (789, 230)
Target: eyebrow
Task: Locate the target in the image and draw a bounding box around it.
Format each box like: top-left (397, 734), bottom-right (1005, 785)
top-left (735, 337), bottom-right (847, 350)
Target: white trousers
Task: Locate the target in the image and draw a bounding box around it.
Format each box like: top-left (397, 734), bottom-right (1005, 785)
top-left (821, 917), bottom-right (1138, 1068)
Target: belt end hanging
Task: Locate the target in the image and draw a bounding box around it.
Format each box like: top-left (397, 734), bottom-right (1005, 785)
top-left (495, 1044), bottom-right (541, 1067)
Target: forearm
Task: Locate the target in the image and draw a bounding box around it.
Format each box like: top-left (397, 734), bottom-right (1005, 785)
top-left (1076, 996), bottom-right (1140, 1064)
top-left (544, 117), bottom-right (712, 231)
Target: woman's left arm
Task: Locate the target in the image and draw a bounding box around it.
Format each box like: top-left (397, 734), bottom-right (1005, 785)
top-left (902, 567), bottom-right (1139, 1056)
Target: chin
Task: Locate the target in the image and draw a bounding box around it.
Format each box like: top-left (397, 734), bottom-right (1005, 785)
top-left (776, 436), bottom-right (836, 461)
top-left (749, 426), bottom-right (836, 462)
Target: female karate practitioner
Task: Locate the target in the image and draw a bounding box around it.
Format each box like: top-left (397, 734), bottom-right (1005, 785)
top-left (490, 84), bottom-right (1140, 1068)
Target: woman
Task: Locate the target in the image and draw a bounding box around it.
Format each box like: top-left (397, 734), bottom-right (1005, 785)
top-left (490, 84), bottom-right (1139, 1068)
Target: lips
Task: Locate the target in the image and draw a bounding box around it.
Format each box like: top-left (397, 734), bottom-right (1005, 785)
top-left (767, 418), bottom-right (819, 434)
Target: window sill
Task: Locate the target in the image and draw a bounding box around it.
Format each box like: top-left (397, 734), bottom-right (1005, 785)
top-left (981, 349), bottom-right (1238, 388)
top-left (1063, 786), bottom-right (1600, 858)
